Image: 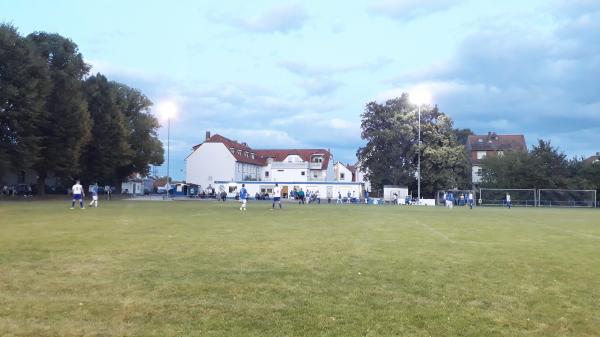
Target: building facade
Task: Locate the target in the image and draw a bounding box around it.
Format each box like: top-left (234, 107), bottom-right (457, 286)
top-left (185, 132), bottom-right (371, 199)
top-left (466, 132), bottom-right (527, 184)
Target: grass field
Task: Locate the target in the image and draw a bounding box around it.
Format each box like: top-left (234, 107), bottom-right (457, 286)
top-left (0, 200), bottom-right (599, 337)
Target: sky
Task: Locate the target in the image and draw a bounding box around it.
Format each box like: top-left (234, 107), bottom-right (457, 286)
top-left (2, 0), bottom-right (599, 180)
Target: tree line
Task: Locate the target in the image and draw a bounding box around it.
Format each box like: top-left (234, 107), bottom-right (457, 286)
top-left (480, 140), bottom-right (600, 190)
top-left (357, 93), bottom-right (600, 197)
top-left (0, 23), bottom-right (164, 194)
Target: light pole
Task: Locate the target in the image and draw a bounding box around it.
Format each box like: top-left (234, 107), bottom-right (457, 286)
top-left (158, 101), bottom-right (177, 199)
top-left (410, 89), bottom-right (431, 204)
top-left (417, 103), bottom-right (421, 203)
top-left (167, 116), bottom-right (170, 199)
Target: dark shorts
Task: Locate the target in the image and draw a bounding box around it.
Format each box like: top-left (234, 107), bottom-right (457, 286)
top-left (274, 197), bottom-right (281, 202)
top-left (73, 194), bottom-right (82, 200)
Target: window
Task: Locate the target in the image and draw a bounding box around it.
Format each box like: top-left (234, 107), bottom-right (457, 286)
top-left (265, 171), bottom-right (269, 177)
top-left (340, 173), bottom-right (345, 180)
top-left (313, 173), bottom-right (318, 178)
top-left (312, 156), bottom-right (323, 163)
top-left (244, 151), bottom-right (249, 157)
top-left (476, 151), bottom-right (487, 159)
top-left (301, 171), bottom-right (305, 176)
top-left (251, 153), bottom-right (255, 159)
top-left (237, 150), bottom-right (242, 156)
top-left (230, 147), bottom-right (235, 154)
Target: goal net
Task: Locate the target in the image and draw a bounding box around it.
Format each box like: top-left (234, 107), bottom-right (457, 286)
top-left (478, 188), bottom-right (537, 207)
top-left (538, 189), bottom-right (597, 208)
top-left (436, 190), bottom-right (476, 206)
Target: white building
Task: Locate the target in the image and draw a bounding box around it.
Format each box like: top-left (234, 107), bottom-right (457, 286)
top-left (185, 132), bottom-right (368, 198)
top-left (334, 162), bottom-right (371, 192)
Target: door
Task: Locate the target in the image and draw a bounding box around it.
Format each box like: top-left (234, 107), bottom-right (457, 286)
top-left (282, 186), bottom-right (289, 198)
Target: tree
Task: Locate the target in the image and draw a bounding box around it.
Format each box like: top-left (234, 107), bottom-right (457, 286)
top-left (0, 24), bottom-right (48, 176)
top-left (81, 74), bottom-right (132, 185)
top-left (452, 128), bottom-right (474, 146)
top-left (480, 139), bottom-right (572, 189)
top-left (357, 93), bottom-right (470, 196)
top-left (113, 83), bottom-right (164, 179)
top-left (28, 32), bottom-right (91, 193)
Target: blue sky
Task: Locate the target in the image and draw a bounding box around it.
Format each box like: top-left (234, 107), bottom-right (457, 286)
top-left (2, 0), bottom-right (599, 180)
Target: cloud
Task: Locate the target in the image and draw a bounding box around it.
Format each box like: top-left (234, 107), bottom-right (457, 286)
top-left (297, 77), bottom-right (343, 96)
top-left (227, 3), bottom-right (309, 33)
top-left (369, 0), bottom-right (459, 21)
top-left (377, 3), bottom-right (600, 155)
top-left (280, 57), bottom-right (391, 77)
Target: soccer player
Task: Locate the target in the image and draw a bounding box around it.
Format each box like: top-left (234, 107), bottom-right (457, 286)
top-left (336, 191), bottom-right (342, 204)
top-left (239, 184), bottom-right (248, 211)
top-left (89, 183), bottom-right (99, 208)
top-left (71, 180), bottom-right (85, 209)
top-left (271, 183), bottom-right (282, 209)
top-left (468, 192), bottom-right (474, 209)
top-left (506, 193), bottom-right (512, 209)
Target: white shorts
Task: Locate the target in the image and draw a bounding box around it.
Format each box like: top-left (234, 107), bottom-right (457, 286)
top-left (92, 196), bottom-right (98, 201)
top-left (242, 199), bottom-right (247, 206)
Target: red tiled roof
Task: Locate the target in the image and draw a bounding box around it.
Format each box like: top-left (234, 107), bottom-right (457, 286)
top-left (467, 134), bottom-right (526, 151)
top-left (192, 134), bottom-right (331, 168)
top-left (467, 133), bottom-right (527, 164)
top-left (584, 155), bottom-right (600, 165)
top-left (202, 134), bottom-right (266, 165)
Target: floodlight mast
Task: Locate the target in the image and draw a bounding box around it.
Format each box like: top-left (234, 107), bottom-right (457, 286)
top-left (158, 101), bottom-right (177, 199)
top-left (410, 89), bottom-right (431, 204)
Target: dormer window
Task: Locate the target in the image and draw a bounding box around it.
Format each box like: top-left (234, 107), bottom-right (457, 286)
top-left (237, 149), bottom-right (242, 156)
top-left (251, 153), bottom-right (255, 159)
top-left (311, 156), bottom-right (323, 163)
top-left (244, 151), bottom-right (249, 157)
top-left (230, 147), bottom-right (235, 154)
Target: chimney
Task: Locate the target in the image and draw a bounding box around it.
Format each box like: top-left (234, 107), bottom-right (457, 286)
top-left (205, 131), bottom-right (211, 141)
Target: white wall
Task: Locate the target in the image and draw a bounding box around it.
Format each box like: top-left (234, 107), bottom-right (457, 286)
top-left (270, 167), bottom-right (310, 182)
top-left (186, 143), bottom-right (236, 189)
top-left (231, 182), bottom-right (364, 200)
top-left (334, 163), bottom-right (353, 181)
top-left (472, 165), bottom-right (482, 183)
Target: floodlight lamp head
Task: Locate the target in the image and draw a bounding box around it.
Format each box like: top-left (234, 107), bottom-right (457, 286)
top-left (409, 88), bottom-right (432, 106)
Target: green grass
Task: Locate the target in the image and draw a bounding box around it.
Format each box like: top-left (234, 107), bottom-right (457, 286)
top-left (0, 200), bottom-right (599, 337)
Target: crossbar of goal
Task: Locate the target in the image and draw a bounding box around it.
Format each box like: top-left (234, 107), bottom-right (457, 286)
top-left (478, 188), bottom-right (537, 207)
top-left (537, 189), bottom-right (597, 208)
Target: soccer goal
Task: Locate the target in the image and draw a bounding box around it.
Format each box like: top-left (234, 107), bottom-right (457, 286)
top-left (478, 188), bottom-right (537, 207)
top-left (538, 189), bottom-right (597, 208)
top-left (436, 190), bottom-right (476, 206)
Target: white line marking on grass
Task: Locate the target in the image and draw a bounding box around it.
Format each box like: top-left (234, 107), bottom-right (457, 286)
top-left (416, 220), bottom-right (454, 243)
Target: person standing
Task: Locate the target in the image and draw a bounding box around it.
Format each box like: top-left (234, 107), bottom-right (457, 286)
top-left (506, 193), bottom-right (512, 209)
top-left (298, 189), bottom-right (305, 204)
top-left (468, 192), bottom-right (474, 209)
top-left (239, 184), bottom-right (248, 211)
top-left (71, 180), bottom-right (85, 209)
top-left (272, 183), bottom-right (282, 209)
top-left (336, 191), bottom-right (342, 204)
top-left (89, 183), bottom-right (99, 208)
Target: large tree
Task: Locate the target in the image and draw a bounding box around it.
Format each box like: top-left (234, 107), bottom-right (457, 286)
top-left (27, 32), bottom-right (91, 194)
top-left (113, 83), bottom-right (164, 179)
top-left (357, 93), bottom-right (470, 196)
top-left (480, 139), bottom-right (574, 189)
top-left (81, 74), bottom-right (132, 185)
top-left (0, 24), bottom-right (48, 176)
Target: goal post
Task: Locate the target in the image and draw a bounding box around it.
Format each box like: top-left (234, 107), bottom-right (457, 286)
top-left (478, 188), bottom-right (537, 207)
top-left (538, 189), bottom-right (597, 208)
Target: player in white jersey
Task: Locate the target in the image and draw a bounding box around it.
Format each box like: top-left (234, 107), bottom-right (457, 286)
top-left (71, 180), bottom-right (85, 209)
top-left (271, 183), bottom-right (282, 210)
